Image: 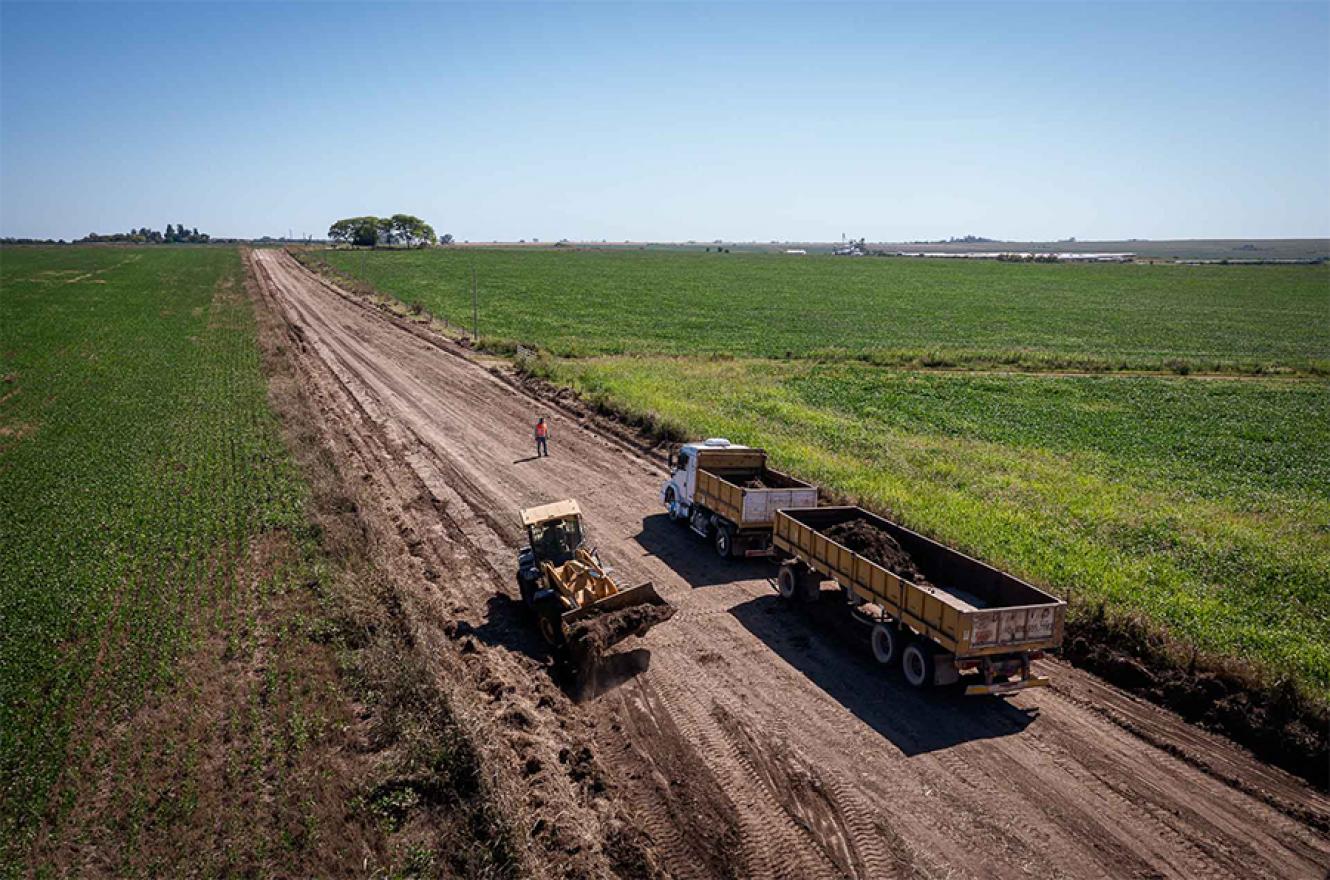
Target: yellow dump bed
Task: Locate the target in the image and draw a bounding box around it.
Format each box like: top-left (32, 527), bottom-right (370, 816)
top-left (694, 448), bottom-right (817, 529)
top-left (773, 507), bottom-right (1064, 659)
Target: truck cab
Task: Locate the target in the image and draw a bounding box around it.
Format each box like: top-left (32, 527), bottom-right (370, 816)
top-left (661, 438), bottom-right (817, 557)
top-left (660, 438), bottom-right (744, 524)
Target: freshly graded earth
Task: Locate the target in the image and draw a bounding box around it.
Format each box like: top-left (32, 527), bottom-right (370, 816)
top-left (252, 249), bottom-right (1330, 880)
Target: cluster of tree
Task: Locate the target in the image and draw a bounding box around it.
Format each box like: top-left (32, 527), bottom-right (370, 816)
top-left (79, 224), bottom-right (210, 244)
top-left (327, 214), bottom-right (444, 248)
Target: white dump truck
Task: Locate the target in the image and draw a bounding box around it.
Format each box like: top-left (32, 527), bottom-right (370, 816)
top-left (660, 439), bottom-right (817, 557)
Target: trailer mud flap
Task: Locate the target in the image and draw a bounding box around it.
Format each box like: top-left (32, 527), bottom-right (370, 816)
top-left (964, 675), bottom-right (1050, 697)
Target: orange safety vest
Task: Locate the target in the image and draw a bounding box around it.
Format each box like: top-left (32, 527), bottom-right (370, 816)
top-left (535, 422), bottom-right (548, 439)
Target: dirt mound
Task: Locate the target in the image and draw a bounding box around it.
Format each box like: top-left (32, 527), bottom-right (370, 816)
top-left (823, 519), bottom-right (931, 586)
top-left (741, 476), bottom-right (772, 489)
top-left (566, 602), bottom-right (677, 664)
top-left (1065, 608), bottom-right (1329, 792)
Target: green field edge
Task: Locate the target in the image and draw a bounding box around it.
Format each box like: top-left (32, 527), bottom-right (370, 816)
top-left (291, 248), bottom-right (1330, 379)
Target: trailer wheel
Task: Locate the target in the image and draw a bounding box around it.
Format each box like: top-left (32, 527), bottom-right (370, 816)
top-left (870, 623), bottom-right (898, 665)
top-left (715, 527), bottom-right (733, 558)
top-left (902, 642), bottom-right (935, 688)
top-left (776, 564), bottom-right (800, 601)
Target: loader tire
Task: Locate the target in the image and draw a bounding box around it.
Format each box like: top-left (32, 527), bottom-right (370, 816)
top-left (537, 612), bottom-right (565, 647)
top-left (902, 642), bottom-right (935, 688)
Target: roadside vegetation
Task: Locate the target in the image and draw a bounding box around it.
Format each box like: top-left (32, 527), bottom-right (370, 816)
top-left (0, 247), bottom-right (520, 877)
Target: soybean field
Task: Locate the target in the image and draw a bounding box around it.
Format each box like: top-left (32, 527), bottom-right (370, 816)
top-left (0, 247), bottom-right (307, 864)
top-left (315, 247), bottom-right (1330, 373)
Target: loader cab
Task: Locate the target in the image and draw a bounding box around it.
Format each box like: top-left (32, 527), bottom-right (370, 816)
top-left (527, 514), bottom-right (582, 566)
top-left (519, 499), bottom-right (585, 567)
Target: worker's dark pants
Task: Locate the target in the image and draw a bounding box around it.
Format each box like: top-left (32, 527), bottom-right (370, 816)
top-left (536, 437), bottom-right (548, 457)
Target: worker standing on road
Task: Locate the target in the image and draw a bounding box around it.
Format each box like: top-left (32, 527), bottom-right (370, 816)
top-left (535, 417), bottom-right (550, 458)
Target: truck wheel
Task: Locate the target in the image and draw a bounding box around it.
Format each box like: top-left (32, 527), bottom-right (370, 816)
top-left (665, 488), bottom-right (686, 524)
top-left (776, 564), bottom-right (800, 601)
top-left (870, 623), bottom-right (898, 665)
top-left (902, 642), bottom-right (935, 688)
top-left (715, 527), bottom-right (733, 558)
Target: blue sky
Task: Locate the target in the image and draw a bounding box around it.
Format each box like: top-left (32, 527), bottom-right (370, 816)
top-left (2, 1), bottom-right (1327, 241)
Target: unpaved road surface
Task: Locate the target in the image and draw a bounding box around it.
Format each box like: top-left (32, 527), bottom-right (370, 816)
top-left (253, 249), bottom-right (1330, 880)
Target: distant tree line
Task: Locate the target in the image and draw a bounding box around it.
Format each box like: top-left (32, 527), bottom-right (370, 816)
top-left (80, 224), bottom-right (210, 244)
top-left (327, 214), bottom-right (446, 248)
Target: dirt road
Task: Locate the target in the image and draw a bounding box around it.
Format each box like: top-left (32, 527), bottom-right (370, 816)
top-left (252, 249), bottom-right (1330, 879)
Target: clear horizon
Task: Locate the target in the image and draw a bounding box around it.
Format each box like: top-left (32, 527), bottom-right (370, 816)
top-left (2, 1), bottom-right (1328, 242)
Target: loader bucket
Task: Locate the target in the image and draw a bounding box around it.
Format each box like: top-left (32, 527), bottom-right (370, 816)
top-left (562, 581), bottom-right (675, 666)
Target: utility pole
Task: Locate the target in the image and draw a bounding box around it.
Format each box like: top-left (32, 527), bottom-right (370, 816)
top-left (471, 264), bottom-right (479, 343)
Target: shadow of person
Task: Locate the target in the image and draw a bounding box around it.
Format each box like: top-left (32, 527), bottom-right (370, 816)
top-left (512, 454), bottom-right (542, 465)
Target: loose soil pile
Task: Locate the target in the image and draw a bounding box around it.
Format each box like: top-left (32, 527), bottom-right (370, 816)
top-left (1065, 609), bottom-right (1329, 792)
top-left (566, 602), bottom-right (677, 665)
top-left (741, 477), bottom-right (772, 489)
top-left (823, 519), bottom-right (932, 586)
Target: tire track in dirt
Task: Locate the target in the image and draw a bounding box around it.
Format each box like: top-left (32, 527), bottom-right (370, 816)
top-left (254, 249), bottom-right (1330, 880)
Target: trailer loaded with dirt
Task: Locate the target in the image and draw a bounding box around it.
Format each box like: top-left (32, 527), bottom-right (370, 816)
top-left (773, 506), bottom-right (1066, 695)
top-left (661, 438), bottom-right (817, 557)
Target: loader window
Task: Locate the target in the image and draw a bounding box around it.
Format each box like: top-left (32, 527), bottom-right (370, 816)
top-left (531, 517), bottom-right (581, 565)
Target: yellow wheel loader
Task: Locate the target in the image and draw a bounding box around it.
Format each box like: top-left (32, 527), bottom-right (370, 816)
top-left (516, 500), bottom-right (674, 661)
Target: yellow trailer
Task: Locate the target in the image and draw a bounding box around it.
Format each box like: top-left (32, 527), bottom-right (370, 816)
top-left (773, 506), bottom-right (1065, 695)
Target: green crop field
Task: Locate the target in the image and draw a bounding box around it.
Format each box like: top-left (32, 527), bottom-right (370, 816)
top-left (0, 247), bottom-right (307, 863)
top-left (316, 246), bottom-right (1330, 700)
top-left (316, 248), bottom-right (1330, 373)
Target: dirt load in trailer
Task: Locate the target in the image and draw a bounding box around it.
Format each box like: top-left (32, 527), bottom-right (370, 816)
top-left (661, 438), bottom-right (817, 557)
top-left (773, 506), bottom-right (1065, 695)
